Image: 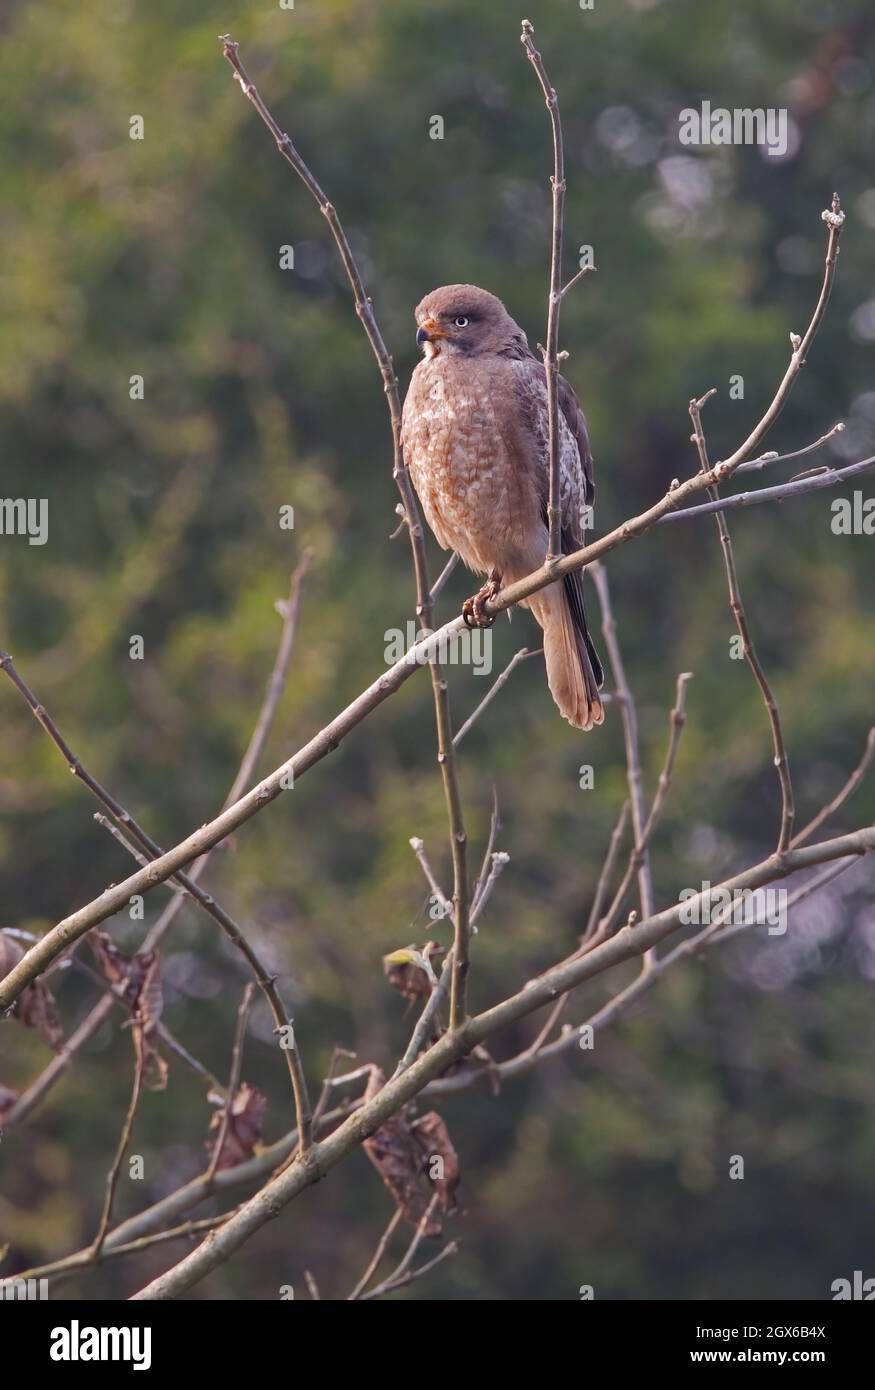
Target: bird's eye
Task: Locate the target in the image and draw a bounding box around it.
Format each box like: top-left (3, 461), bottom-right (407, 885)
top-left (453, 316), bottom-right (469, 328)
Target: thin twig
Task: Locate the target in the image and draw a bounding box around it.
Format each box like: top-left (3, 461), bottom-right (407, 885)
top-left (347, 1209), bottom-right (403, 1300)
top-left (357, 1194), bottom-right (440, 1299)
top-left (527, 670), bottom-right (690, 1055)
top-left (205, 983), bottom-right (255, 1185)
top-left (734, 422), bottom-right (844, 475)
top-left (591, 563), bottom-right (656, 931)
top-left (580, 802), bottom-right (630, 947)
top-left (409, 837), bottom-right (453, 924)
top-left (656, 456), bottom-right (875, 526)
top-left (90, 1043), bottom-right (146, 1259)
top-left (712, 194), bottom-right (845, 481)
top-left (520, 18), bottom-right (571, 563)
top-left (453, 647), bottom-right (539, 746)
top-left (429, 552), bottom-right (459, 605)
top-left (227, 553), bottom-right (313, 804)
top-left (472, 786), bottom-right (501, 913)
top-left (596, 676), bottom-right (691, 945)
top-left (7, 1214), bottom-right (233, 1290)
top-left (689, 390), bottom-right (794, 851)
top-left (791, 727), bottom-right (875, 847)
top-left (359, 1240), bottom-right (458, 1301)
top-left (311, 1046), bottom-right (358, 1131)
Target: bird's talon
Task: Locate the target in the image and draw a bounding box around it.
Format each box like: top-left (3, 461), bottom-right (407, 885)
top-left (462, 579), bottom-right (500, 629)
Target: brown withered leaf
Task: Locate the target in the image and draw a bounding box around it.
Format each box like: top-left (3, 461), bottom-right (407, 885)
top-left (89, 932), bottom-right (148, 1000)
top-left (361, 1067), bottom-right (460, 1234)
top-left (411, 1111), bottom-right (460, 1218)
top-left (0, 930), bottom-right (63, 1052)
top-left (89, 933), bottom-right (167, 1090)
top-left (383, 941), bottom-right (443, 1002)
top-left (131, 950), bottom-right (167, 1091)
top-left (206, 1082), bottom-right (267, 1171)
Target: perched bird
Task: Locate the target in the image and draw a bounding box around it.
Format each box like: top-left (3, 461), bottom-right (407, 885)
top-left (401, 284), bottom-right (604, 731)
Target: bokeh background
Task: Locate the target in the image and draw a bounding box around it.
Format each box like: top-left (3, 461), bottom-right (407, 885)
top-left (1, 0), bottom-right (874, 1300)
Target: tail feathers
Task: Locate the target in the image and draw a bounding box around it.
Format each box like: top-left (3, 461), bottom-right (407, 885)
top-left (535, 587), bottom-right (604, 732)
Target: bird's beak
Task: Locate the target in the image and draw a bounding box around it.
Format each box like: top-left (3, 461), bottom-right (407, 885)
top-left (416, 318), bottom-right (447, 346)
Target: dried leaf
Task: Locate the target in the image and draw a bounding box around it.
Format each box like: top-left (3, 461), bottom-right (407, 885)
top-left (0, 930), bottom-right (63, 1051)
top-left (361, 1068), bottom-right (459, 1234)
top-left (412, 1111), bottom-right (460, 1217)
top-left (17, 980), bottom-right (64, 1052)
top-left (384, 941), bottom-right (443, 1002)
top-left (132, 951), bottom-right (167, 1091)
top-left (206, 1082), bottom-right (267, 1171)
top-left (89, 934), bottom-right (167, 1090)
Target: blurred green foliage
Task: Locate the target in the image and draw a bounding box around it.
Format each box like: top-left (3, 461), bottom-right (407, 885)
top-left (1, 0), bottom-right (874, 1299)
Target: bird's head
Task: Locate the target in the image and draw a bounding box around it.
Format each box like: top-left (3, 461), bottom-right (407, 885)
top-left (413, 284), bottom-right (526, 360)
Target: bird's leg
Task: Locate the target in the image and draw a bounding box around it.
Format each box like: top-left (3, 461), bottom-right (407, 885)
top-left (462, 568), bottom-right (502, 629)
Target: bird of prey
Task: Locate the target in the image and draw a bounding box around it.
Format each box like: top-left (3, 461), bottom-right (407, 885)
top-left (401, 284), bottom-right (604, 731)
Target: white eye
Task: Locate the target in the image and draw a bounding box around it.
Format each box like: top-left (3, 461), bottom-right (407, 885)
top-left (453, 316), bottom-right (469, 328)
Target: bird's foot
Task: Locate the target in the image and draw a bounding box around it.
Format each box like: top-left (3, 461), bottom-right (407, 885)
top-left (462, 572), bottom-right (501, 629)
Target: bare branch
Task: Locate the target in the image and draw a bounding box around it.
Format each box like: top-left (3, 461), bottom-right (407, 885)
top-left (657, 454), bottom-right (875, 525)
top-left (520, 18), bottom-right (574, 563)
top-left (347, 1209), bottom-right (403, 1300)
top-left (453, 647), bottom-right (539, 746)
top-left (205, 983), bottom-right (255, 1185)
top-left (90, 1040), bottom-right (146, 1259)
top-left (129, 823), bottom-right (875, 1299)
top-left (429, 552), bottom-right (459, 606)
top-left (591, 563), bottom-right (656, 931)
top-left (712, 193), bottom-right (845, 480)
top-left (359, 1239), bottom-right (459, 1301)
top-left (527, 668), bottom-right (690, 1056)
top-left (226, 553), bottom-right (313, 806)
top-left (792, 726), bottom-right (875, 847)
top-left (689, 391), bottom-right (794, 851)
top-left (734, 422), bottom-right (844, 476)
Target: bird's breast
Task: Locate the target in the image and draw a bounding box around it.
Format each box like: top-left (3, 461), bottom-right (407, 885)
top-left (404, 359), bottom-right (533, 570)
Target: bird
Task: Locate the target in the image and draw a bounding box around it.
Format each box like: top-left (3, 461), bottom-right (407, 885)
top-left (401, 283), bottom-right (604, 731)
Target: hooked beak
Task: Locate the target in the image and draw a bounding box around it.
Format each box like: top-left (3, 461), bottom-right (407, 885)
top-left (416, 318), bottom-right (447, 347)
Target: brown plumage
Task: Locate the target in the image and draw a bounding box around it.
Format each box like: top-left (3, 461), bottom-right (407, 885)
top-left (401, 284), bottom-right (604, 731)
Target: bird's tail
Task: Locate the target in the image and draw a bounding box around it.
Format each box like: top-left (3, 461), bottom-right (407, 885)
top-left (528, 575), bottom-right (604, 732)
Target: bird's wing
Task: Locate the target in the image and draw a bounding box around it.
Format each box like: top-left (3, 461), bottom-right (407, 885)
top-left (510, 356), bottom-right (603, 689)
top-left (511, 356), bottom-right (594, 548)
top-left (557, 372), bottom-right (595, 517)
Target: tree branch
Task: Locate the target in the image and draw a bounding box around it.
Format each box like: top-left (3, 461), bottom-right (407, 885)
top-left (689, 390), bottom-right (794, 850)
top-left (129, 823), bottom-right (875, 1299)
